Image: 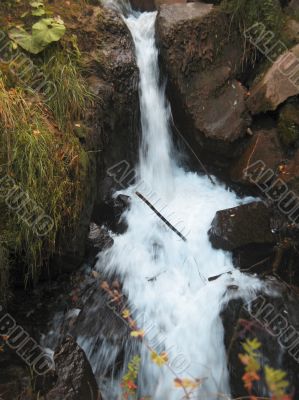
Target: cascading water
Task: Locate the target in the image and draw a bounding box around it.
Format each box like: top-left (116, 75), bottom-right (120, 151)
top-left (74, 8), bottom-right (266, 400)
top-left (43, 5), bottom-right (268, 400)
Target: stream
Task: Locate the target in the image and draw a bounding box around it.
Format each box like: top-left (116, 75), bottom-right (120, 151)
top-left (45, 5), bottom-right (266, 400)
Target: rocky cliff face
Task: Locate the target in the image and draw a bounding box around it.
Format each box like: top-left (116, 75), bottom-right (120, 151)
top-left (156, 2), bottom-right (251, 166)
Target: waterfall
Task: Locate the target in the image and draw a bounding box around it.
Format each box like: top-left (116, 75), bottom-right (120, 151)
top-left (126, 13), bottom-right (174, 197)
top-left (73, 9), bottom-right (265, 400)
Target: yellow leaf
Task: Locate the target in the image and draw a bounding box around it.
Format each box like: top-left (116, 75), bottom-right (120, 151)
top-left (122, 309), bottom-right (131, 319)
top-left (174, 378), bottom-right (201, 389)
top-left (130, 330), bottom-right (145, 338)
top-left (151, 351), bottom-right (168, 366)
top-left (0, 345), bottom-right (4, 352)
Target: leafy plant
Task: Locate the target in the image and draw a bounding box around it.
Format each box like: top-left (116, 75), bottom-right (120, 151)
top-left (0, 78), bottom-right (88, 288)
top-left (30, 0), bottom-right (46, 16)
top-left (42, 51), bottom-right (94, 131)
top-left (239, 338), bottom-right (293, 400)
top-left (9, 17), bottom-right (66, 54)
top-left (121, 355), bottom-right (141, 399)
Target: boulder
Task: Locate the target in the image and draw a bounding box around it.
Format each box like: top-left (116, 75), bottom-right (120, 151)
top-left (208, 202), bottom-right (276, 251)
top-left (230, 129), bottom-right (284, 187)
top-left (156, 3), bottom-right (250, 161)
top-left (92, 194), bottom-right (131, 234)
top-left (47, 336), bottom-right (101, 400)
top-left (247, 44), bottom-right (299, 114)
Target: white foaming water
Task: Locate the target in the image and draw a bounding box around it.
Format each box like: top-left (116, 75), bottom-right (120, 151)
top-left (81, 10), bottom-right (265, 400)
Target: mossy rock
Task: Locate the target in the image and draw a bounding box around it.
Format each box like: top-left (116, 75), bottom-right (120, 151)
top-left (278, 102), bottom-right (299, 147)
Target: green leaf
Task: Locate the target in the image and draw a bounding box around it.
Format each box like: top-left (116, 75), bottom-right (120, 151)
top-left (32, 8), bottom-right (46, 16)
top-left (8, 17), bottom-right (66, 55)
top-left (32, 18), bottom-right (66, 46)
top-left (8, 27), bottom-right (42, 54)
top-left (30, 0), bottom-right (44, 7)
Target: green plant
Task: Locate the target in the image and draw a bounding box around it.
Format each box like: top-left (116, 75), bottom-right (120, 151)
top-left (239, 338), bottom-right (293, 400)
top-left (30, 0), bottom-right (46, 17)
top-left (0, 78), bottom-right (88, 288)
top-left (121, 355), bottom-right (141, 399)
top-left (9, 17), bottom-right (66, 54)
top-left (222, 0), bottom-right (283, 34)
top-left (42, 51), bottom-right (94, 130)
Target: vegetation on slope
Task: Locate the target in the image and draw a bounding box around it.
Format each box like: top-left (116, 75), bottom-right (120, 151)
top-left (0, 0), bottom-right (95, 302)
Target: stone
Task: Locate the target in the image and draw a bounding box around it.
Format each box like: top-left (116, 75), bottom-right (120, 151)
top-left (230, 129), bottom-right (284, 187)
top-left (208, 202), bottom-right (276, 251)
top-left (156, 3), bottom-right (250, 161)
top-left (47, 336), bottom-right (101, 400)
top-left (247, 44), bottom-right (299, 114)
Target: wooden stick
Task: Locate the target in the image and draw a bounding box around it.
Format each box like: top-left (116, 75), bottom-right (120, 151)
top-left (135, 191), bottom-right (187, 242)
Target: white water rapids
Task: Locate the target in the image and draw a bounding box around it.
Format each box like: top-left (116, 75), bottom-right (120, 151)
top-left (75, 9), bottom-right (266, 400)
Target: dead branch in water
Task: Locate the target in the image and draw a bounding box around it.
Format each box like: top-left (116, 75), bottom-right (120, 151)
top-left (135, 191), bottom-right (187, 242)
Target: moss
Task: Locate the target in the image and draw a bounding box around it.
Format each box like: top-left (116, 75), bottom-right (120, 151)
top-left (278, 103), bottom-right (299, 147)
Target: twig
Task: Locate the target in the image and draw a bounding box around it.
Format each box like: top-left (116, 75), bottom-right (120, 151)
top-left (135, 191), bottom-right (187, 242)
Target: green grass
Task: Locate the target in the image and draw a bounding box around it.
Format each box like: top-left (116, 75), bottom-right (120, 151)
top-left (42, 51), bottom-right (94, 131)
top-left (221, 0), bottom-right (283, 35)
top-left (0, 77), bottom-right (89, 291)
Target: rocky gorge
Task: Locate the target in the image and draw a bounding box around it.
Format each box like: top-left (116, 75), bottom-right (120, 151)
top-left (1, 0), bottom-right (299, 399)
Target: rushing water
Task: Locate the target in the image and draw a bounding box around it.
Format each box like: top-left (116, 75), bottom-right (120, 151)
top-left (44, 6), bottom-right (266, 400)
top-left (75, 9), bottom-right (264, 400)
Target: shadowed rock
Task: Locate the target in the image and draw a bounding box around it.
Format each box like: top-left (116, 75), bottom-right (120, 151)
top-left (209, 202), bottom-right (276, 251)
top-left (47, 336), bottom-right (101, 400)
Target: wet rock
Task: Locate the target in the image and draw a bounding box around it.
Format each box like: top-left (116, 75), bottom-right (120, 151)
top-left (230, 129), bottom-right (284, 187)
top-left (156, 3), bottom-right (250, 161)
top-left (88, 223), bottom-right (114, 251)
top-left (130, 0), bottom-right (186, 10)
top-left (50, 5), bottom-right (139, 273)
top-left (279, 148), bottom-right (299, 196)
top-left (222, 287), bottom-right (299, 399)
top-left (47, 336), bottom-right (101, 400)
top-left (209, 202), bottom-right (276, 251)
top-left (86, 8), bottom-right (140, 202)
top-left (92, 194), bottom-right (131, 234)
top-left (278, 101), bottom-right (299, 147)
top-left (130, 0), bottom-right (156, 10)
top-left (247, 44), bottom-right (299, 114)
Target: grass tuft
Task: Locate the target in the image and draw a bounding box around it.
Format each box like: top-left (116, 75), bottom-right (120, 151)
top-left (0, 77), bottom-right (89, 290)
top-left (42, 51), bottom-right (94, 131)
